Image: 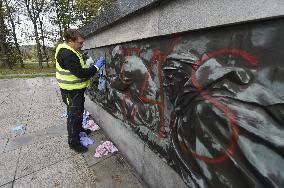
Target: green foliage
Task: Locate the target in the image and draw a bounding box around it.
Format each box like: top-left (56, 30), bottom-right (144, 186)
top-left (50, 0), bottom-right (78, 39)
top-left (0, 44), bottom-right (23, 68)
top-left (50, 0), bottom-right (114, 39)
top-left (1, 0), bottom-right (115, 70)
top-left (7, 44), bottom-right (22, 66)
top-left (74, 0), bottom-right (114, 25)
top-left (0, 61), bottom-right (55, 75)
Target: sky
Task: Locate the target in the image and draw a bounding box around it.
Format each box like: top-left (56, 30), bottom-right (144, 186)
top-left (16, 13), bottom-right (59, 47)
top-left (9, 0), bottom-right (84, 47)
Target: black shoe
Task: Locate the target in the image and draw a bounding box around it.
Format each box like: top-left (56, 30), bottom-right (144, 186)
top-left (69, 144), bottom-right (88, 153)
top-left (83, 129), bottom-right (92, 135)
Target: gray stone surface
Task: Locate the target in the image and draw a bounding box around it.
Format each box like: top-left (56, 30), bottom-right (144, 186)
top-left (85, 97), bottom-right (146, 176)
top-left (0, 182), bottom-right (12, 188)
top-left (85, 96), bottom-right (186, 188)
top-left (0, 149), bottom-right (20, 186)
top-left (0, 116), bottom-right (29, 139)
top-left (83, 7), bottom-right (159, 49)
top-left (0, 78), bottom-right (30, 91)
top-left (0, 77), bottom-right (145, 188)
top-left (15, 136), bottom-right (76, 178)
top-left (158, 0), bottom-right (284, 35)
top-left (0, 105), bottom-right (30, 119)
top-left (0, 139), bottom-right (8, 153)
top-left (0, 78), bottom-right (65, 140)
top-left (83, 0), bottom-right (284, 48)
top-left (0, 73), bottom-right (55, 79)
top-left (14, 154), bottom-right (96, 188)
top-left (5, 125), bottom-right (67, 152)
top-left (80, 0), bottom-right (169, 37)
top-left (81, 130), bottom-right (148, 188)
top-left (0, 90), bottom-right (34, 107)
top-left (142, 146), bottom-right (187, 188)
top-left (30, 86), bottom-right (63, 104)
top-left (82, 130), bottom-right (111, 167)
top-left (91, 155), bottom-right (146, 188)
top-left (24, 106), bottom-right (66, 135)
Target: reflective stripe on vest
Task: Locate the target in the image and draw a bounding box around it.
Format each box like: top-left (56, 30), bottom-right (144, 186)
top-left (56, 69), bottom-right (73, 75)
top-left (57, 78), bottom-right (88, 84)
top-left (55, 43), bottom-right (90, 90)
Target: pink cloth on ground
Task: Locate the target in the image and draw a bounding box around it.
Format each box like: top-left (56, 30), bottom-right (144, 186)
top-left (94, 141), bottom-right (118, 158)
top-left (83, 119), bottom-right (100, 132)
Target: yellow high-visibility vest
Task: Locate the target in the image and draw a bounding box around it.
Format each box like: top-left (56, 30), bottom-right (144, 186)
top-left (55, 43), bottom-right (90, 90)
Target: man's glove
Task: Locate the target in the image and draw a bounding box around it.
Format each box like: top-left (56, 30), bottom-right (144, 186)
top-left (95, 57), bottom-right (105, 70)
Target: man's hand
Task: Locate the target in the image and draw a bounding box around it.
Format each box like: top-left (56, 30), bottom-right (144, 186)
top-left (86, 56), bottom-right (94, 68)
top-left (95, 57), bottom-right (105, 70)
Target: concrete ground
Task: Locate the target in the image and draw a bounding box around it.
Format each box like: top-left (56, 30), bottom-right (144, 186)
top-left (0, 77), bottom-right (147, 188)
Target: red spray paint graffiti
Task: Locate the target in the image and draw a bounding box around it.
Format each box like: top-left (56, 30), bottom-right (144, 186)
top-left (117, 44), bottom-right (259, 160)
top-left (123, 48), bottom-right (141, 56)
top-left (174, 48), bottom-right (258, 164)
top-left (118, 37), bottom-right (182, 138)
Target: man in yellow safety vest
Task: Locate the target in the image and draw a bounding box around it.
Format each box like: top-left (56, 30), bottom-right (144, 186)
top-left (55, 29), bottom-right (105, 153)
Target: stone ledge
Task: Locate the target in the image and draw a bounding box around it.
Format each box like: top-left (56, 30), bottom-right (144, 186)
top-left (80, 0), bottom-right (171, 38)
top-left (84, 95), bottom-right (187, 188)
top-left (82, 0), bottom-right (284, 49)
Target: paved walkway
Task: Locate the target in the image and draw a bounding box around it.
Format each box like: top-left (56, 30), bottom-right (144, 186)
top-left (0, 77), bottom-right (147, 188)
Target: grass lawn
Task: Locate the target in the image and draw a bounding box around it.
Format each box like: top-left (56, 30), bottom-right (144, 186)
top-left (0, 61), bottom-right (55, 76)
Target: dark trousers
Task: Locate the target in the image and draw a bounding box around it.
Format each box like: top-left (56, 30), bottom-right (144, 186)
top-left (60, 88), bottom-right (86, 146)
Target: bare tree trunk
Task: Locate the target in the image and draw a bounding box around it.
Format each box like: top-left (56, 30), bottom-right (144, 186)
top-left (12, 26), bottom-right (24, 68)
top-left (0, 0), bottom-right (11, 69)
top-left (53, 0), bottom-right (63, 41)
top-left (59, 23), bottom-right (63, 41)
top-left (3, 0), bottom-right (24, 68)
top-left (39, 18), bottom-right (49, 67)
top-left (24, 0), bottom-right (45, 69)
top-left (33, 21), bottom-right (43, 68)
top-left (0, 37), bottom-right (11, 69)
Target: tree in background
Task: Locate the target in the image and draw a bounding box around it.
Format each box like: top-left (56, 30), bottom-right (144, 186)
top-left (50, 0), bottom-right (78, 42)
top-left (38, 1), bottom-right (55, 68)
top-left (3, 0), bottom-right (24, 68)
top-left (22, 0), bottom-right (45, 68)
top-left (50, 0), bottom-right (114, 40)
top-left (0, 0), bottom-right (114, 69)
top-left (0, 0), bottom-right (23, 69)
top-left (74, 0), bottom-right (113, 26)
top-left (0, 0), bottom-right (11, 68)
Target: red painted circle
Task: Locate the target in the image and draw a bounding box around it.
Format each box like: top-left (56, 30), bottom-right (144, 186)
top-left (177, 48), bottom-right (258, 164)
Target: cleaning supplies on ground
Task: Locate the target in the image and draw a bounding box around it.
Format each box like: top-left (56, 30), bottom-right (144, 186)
top-left (61, 111), bottom-right (68, 118)
top-left (83, 119), bottom-right (100, 132)
top-left (82, 110), bottom-right (100, 132)
top-left (12, 124), bottom-right (26, 132)
top-left (94, 141), bottom-right (118, 158)
top-left (86, 111), bottom-right (90, 117)
top-left (79, 132), bottom-right (94, 147)
top-left (82, 110), bottom-right (90, 127)
top-left (79, 111), bottom-right (117, 157)
top-left (82, 111), bottom-right (87, 127)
